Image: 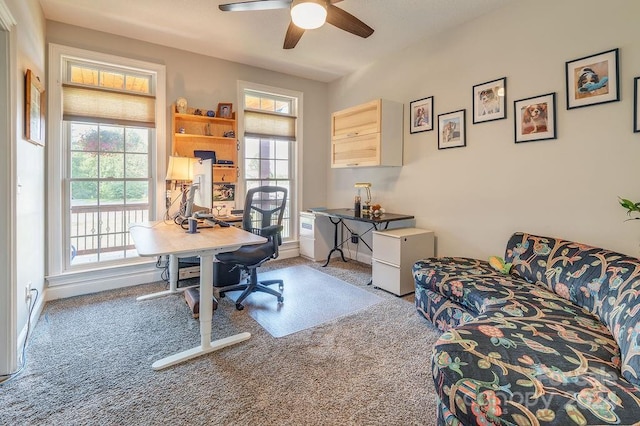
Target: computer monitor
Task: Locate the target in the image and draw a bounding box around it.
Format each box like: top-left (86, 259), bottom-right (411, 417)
top-left (185, 158), bottom-right (212, 217)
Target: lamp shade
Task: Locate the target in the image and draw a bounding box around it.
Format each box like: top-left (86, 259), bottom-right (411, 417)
top-left (291, 0), bottom-right (327, 30)
top-left (165, 155), bottom-right (193, 181)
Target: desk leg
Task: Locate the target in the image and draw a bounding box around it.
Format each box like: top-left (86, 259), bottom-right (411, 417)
top-left (151, 254), bottom-right (251, 370)
top-left (322, 217), bottom-right (347, 267)
top-left (137, 254), bottom-right (193, 301)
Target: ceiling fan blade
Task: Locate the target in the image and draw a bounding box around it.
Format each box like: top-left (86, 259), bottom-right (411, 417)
top-left (219, 0), bottom-right (291, 12)
top-left (326, 4), bottom-right (374, 38)
top-left (283, 20), bottom-right (305, 49)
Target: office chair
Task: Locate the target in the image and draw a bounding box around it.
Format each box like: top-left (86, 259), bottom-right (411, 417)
top-left (215, 186), bottom-right (287, 310)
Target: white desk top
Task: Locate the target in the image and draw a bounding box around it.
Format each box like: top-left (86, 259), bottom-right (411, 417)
top-left (129, 221), bottom-right (266, 257)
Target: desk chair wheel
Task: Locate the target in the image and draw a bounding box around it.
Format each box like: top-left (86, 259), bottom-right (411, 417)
top-left (235, 303), bottom-right (244, 311)
top-left (218, 292), bottom-right (226, 298)
top-left (278, 296), bottom-right (284, 303)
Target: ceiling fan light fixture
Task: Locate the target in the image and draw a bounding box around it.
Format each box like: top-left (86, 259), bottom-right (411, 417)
top-left (291, 0), bottom-right (327, 30)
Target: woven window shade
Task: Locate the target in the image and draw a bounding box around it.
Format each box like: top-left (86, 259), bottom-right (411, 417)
top-left (63, 84), bottom-right (155, 127)
top-left (244, 110), bottom-right (296, 141)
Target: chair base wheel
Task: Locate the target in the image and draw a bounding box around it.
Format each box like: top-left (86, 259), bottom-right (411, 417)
top-left (218, 292), bottom-right (226, 298)
top-left (278, 296), bottom-right (284, 303)
top-left (235, 303), bottom-right (244, 311)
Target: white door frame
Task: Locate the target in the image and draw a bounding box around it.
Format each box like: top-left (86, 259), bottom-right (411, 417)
top-left (0, 0), bottom-right (17, 376)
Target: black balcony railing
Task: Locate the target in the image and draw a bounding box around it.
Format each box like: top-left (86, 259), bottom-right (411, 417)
top-left (70, 203), bottom-right (149, 263)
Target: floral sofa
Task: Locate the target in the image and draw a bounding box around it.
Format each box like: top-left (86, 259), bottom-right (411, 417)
top-left (413, 232), bottom-right (640, 425)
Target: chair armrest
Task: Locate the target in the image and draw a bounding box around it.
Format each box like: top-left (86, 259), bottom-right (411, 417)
top-left (260, 225), bottom-right (283, 238)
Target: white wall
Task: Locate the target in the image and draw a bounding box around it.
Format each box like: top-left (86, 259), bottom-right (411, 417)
top-left (46, 21), bottom-right (329, 213)
top-left (0, 0), bottom-right (46, 374)
top-left (327, 0), bottom-right (640, 260)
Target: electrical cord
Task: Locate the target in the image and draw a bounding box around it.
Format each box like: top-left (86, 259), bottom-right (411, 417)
top-left (156, 255), bottom-right (170, 283)
top-left (0, 288), bottom-right (39, 385)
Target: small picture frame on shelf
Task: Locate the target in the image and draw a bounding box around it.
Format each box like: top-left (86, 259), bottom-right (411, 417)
top-left (409, 96), bottom-right (434, 133)
top-left (514, 92), bottom-right (557, 143)
top-left (565, 48), bottom-right (619, 110)
top-left (472, 77), bottom-right (506, 124)
top-left (217, 103), bottom-right (233, 118)
top-left (438, 109), bottom-right (466, 150)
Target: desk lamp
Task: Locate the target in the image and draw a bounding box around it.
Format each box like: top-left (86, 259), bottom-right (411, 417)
top-left (354, 182), bottom-right (372, 216)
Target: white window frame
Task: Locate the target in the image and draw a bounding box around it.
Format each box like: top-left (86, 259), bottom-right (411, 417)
top-left (47, 44), bottom-right (166, 286)
top-left (237, 81), bottom-right (302, 244)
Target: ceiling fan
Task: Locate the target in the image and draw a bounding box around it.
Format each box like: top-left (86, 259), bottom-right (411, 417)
top-left (218, 0), bottom-right (374, 49)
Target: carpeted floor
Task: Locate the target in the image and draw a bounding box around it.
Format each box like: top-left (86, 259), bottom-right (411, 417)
top-left (0, 257), bottom-right (441, 426)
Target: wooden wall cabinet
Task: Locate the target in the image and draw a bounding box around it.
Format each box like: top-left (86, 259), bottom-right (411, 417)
top-left (331, 99), bottom-right (403, 168)
top-left (170, 104), bottom-right (238, 182)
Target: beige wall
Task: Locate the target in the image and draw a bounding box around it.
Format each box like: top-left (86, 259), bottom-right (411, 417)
top-left (328, 0), bottom-right (640, 259)
top-left (5, 0), bottom-right (46, 360)
top-left (46, 21), bottom-right (330, 211)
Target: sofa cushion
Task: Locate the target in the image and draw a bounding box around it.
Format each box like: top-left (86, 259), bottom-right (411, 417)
top-left (414, 257), bottom-right (516, 315)
top-left (504, 232), bottom-right (640, 387)
top-left (415, 287), bottom-right (475, 332)
top-left (432, 282), bottom-right (640, 425)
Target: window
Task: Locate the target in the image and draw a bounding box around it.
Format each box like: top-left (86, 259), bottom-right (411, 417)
top-left (68, 122), bottom-right (150, 264)
top-left (242, 87), bottom-right (299, 241)
top-left (63, 61), bottom-right (156, 266)
top-left (48, 44), bottom-right (166, 276)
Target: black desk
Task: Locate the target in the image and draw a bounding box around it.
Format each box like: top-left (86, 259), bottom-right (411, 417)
top-left (313, 208), bottom-right (415, 267)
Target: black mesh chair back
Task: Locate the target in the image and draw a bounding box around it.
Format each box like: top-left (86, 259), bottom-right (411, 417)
top-left (215, 185), bottom-right (287, 310)
top-left (243, 186), bottom-right (287, 236)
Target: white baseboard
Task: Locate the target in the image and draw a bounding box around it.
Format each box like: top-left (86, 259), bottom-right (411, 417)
top-left (45, 243), bottom-right (303, 301)
top-left (46, 262), bottom-right (162, 301)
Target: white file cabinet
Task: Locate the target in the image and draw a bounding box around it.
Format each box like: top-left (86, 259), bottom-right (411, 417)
top-left (372, 228), bottom-right (434, 296)
top-left (299, 211), bottom-right (332, 262)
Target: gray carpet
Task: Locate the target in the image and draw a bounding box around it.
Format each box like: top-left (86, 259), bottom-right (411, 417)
top-left (0, 257), bottom-right (441, 425)
top-left (225, 265), bottom-right (383, 337)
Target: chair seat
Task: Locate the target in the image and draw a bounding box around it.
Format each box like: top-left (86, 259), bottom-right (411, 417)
top-left (216, 241), bottom-right (274, 267)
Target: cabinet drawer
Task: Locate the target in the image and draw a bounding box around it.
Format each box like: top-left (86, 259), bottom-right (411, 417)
top-left (300, 216), bottom-right (315, 238)
top-left (299, 236), bottom-right (316, 260)
top-left (372, 233), bottom-right (401, 265)
top-left (331, 133), bottom-right (380, 168)
top-left (331, 99), bottom-right (380, 139)
top-left (372, 260), bottom-right (414, 296)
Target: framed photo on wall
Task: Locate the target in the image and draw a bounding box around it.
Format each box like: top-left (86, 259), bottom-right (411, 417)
top-left (565, 48), bottom-right (619, 110)
top-left (25, 69), bottom-right (45, 146)
top-left (634, 77), bottom-right (640, 133)
top-left (438, 109), bottom-right (466, 150)
top-left (409, 96), bottom-right (434, 133)
top-left (514, 92), bottom-right (557, 143)
top-left (472, 77), bottom-right (506, 124)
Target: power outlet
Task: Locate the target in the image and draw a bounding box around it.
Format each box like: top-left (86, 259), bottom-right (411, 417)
top-left (24, 282), bottom-right (32, 304)
top-left (351, 233), bottom-right (359, 244)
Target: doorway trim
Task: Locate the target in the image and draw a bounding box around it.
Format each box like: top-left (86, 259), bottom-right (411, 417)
top-left (0, 0), bottom-right (17, 376)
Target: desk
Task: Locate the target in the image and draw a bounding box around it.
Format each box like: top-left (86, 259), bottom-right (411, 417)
top-left (129, 221), bottom-right (266, 370)
top-left (312, 209), bottom-right (414, 268)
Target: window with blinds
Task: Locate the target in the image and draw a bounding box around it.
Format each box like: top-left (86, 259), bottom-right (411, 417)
top-left (63, 60), bottom-right (156, 266)
top-left (243, 89), bottom-right (297, 240)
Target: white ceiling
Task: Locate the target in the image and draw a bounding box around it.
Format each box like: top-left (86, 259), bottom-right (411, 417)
top-left (39, 0), bottom-right (517, 82)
